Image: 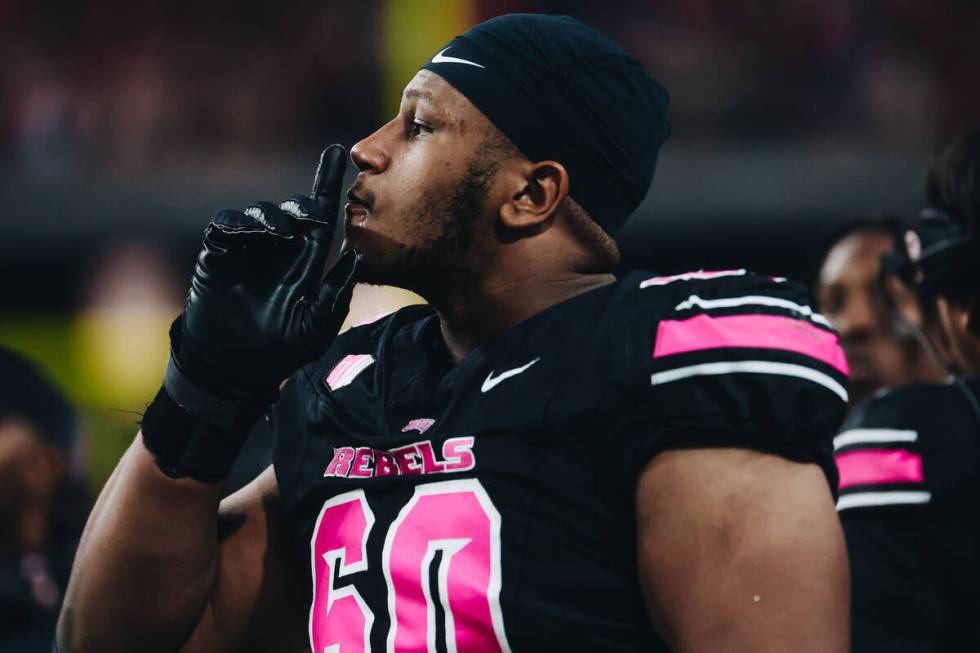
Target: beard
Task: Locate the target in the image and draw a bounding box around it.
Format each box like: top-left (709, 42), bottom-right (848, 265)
top-left (352, 154), bottom-right (501, 299)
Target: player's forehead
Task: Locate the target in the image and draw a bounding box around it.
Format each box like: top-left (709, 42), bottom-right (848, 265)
top-left (820, 230), bottom-right (891, 287)
top-left (401, 70), bottom-right (488, 126)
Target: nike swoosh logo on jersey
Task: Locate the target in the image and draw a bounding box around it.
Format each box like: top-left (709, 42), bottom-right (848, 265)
top-left (431, 47), bottom-right (485, 69)
top-left (481, 358), bottom-right (541, 393)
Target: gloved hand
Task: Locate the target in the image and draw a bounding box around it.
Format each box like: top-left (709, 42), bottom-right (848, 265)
top-left (165, 144), bottom-right (359, 426)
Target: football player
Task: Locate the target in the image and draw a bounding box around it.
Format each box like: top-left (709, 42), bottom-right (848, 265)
top-left (58, 15), bottom-right (850, 653)
top-left (815, 218), bottom-right (946, 408)
top-left (0, 346), bottom-right (86, 652)
top-left (835, 132), bottom-right (980, 651)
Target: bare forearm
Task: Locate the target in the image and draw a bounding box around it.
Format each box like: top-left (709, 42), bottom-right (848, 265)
top-left (58, 433), bottom-right (224, 652)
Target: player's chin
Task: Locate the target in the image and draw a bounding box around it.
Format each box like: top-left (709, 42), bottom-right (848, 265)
top-left (344, 222), bottom-right (381, 261)
top-left (344, 240), bottom-right (402, 286)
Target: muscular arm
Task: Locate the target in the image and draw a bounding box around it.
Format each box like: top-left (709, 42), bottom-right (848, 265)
top-left (636, 447), bottom-right (849, 652)
top-left (57, 437), bottom-right (306, 653)
top-left (56, 146), bottom-right (354, 653)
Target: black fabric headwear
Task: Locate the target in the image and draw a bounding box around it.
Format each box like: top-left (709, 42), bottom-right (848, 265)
top-left (0, 346), bottom-right (76, 450)
top-left (883, 207), bottom-right (980, 299)
top-left (422, 14), bottom-right (670, 235)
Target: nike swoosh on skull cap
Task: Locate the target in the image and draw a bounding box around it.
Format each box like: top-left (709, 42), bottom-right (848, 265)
top-left (431, 47), bottom-right (485, 69)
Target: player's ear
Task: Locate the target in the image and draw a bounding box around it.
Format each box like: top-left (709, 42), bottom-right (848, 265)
top-left (499, 160), bottom-right (569, 231)
top-left (941, 295), bottom-right (979, 337)
top-left (964, 296), bottom-right (980, 339)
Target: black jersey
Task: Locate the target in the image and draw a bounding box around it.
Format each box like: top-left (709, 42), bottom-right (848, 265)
top-left (835, 377), bottom-right (980, 652)
top-left (272, 269), bottom-right (847, 653)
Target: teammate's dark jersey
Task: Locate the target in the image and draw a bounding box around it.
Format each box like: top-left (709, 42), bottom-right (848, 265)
top-left (835, 377), bottom-right (980, 652)
top-left (272, 269), bottom-right (847, 653)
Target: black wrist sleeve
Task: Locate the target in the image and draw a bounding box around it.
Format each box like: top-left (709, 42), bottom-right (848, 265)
top-left (140, 385), bottom-right (266, 484)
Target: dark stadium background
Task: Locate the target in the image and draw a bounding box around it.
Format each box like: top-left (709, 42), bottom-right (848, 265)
top-left (2, 0), bottom-right (979, 488)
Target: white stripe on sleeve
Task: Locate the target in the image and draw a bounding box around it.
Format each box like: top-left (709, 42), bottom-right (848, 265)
top-left (650, 360), bottom-right (848, 402)
top-left (639, 270), bottom-right (747, 288)
top-left (672, 294), bottom-right (832, 328)
top-left (833, 428), bottom-right (918, 452)
top-left (836, 490), bottom-right (931, 511)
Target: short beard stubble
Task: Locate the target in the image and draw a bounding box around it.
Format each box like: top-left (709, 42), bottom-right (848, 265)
top-left (355, 143), bottom-right (504, 301)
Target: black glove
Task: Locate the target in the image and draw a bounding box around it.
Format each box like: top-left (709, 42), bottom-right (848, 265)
top-left (164, 144), bottom-right (359, 428)
top-left (142, 145), bottom-right (358, 482)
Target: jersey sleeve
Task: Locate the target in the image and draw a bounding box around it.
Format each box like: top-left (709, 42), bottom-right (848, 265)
top-left (834, 381), bottom-right (980, 511)
top-left (834, 383), bottom-right (980, 650)
top-left (833, 391), bottom-right (933, 514)
top-left (613, 270), bottom-right (848, 488)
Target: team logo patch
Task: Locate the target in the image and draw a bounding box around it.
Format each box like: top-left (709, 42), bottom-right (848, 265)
top-left (401, 418), bottom-right (436, 434)
top-left (324, 354), bottom-right (375, 391)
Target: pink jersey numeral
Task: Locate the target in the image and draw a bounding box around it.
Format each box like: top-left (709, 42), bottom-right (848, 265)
top-left (309, 490), bottom-right (375, 653)
top-left (309, 480), bottom-right (511, 653)
top-left (383, 479), bottom-right (510, 653)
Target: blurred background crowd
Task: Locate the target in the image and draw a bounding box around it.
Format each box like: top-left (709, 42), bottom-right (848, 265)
top-left (1, 0), bottom-right (978, 649)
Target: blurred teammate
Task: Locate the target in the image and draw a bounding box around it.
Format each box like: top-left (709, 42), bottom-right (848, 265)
top-left (815, 219), bottom-right (945, 407)
top-left (59, 15), bottom-right (849, 653)
top-left (0, 347), bottom-right (87, 653)
top-left (835, 133), bottom-right (980, 651)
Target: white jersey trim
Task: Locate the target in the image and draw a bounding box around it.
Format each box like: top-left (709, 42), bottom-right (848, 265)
top-left (639, 269), bottom-right (747, 288)
top-left (650, 360), bottom-right (848, 402)
top-left (673, 294), bottom-right (833, 329)
top-left (833, 428), bottom-right (918, 452)
top-left (836, 490), bottom-right (931, 511)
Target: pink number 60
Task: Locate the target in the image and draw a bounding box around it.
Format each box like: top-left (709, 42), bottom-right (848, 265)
top-left (309, 479), bottom-right (511, 653)
top-left (309, 490), bottom-right (375, 653)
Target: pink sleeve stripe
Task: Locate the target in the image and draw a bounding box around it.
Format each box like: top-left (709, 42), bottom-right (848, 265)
top-left (836, 449), bottom-right (924, 489)
top-left (653, 313), bottom-right (849, 374)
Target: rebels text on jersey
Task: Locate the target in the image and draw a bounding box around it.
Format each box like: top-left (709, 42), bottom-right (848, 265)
top-left (271, 269), bottom-right (847, 653)
top-left (834, 378), bottom-right (980, 652)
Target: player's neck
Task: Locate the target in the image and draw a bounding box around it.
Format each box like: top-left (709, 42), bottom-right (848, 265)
top-left (433, 271), bottom-right (616, 364)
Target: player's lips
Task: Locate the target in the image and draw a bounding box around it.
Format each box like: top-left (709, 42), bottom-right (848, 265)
top-left (345, 201), bottom-right (369, 220)
top-left (841, 348), bottom-right (875, 382)
top-left (345, 188), bottom-right (372, 227)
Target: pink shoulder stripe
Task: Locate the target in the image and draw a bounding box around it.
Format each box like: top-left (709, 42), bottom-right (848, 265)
top-left (653, 313), bottom-right (848, 374)
top-left (836, 449), bottom-right (924, 489)
top-left (325, 354), bottom-right (375, 391)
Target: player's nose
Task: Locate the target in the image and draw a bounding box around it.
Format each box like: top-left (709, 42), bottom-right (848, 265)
top-left (350, 125), bottom-right (390, 174)
top-left (836, 298), bottom-right (878, 342)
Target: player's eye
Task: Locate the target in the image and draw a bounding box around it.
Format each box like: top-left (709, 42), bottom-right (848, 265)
top-left (820, 289), bottom-right (844, 316)
top-left (408, 118), bottom-right (433, 139)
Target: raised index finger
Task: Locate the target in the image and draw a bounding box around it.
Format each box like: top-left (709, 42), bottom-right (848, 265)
top-left (310, 144), bottom-right (348, 222)
top-left (289, 145), bottom-right (348, 291)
